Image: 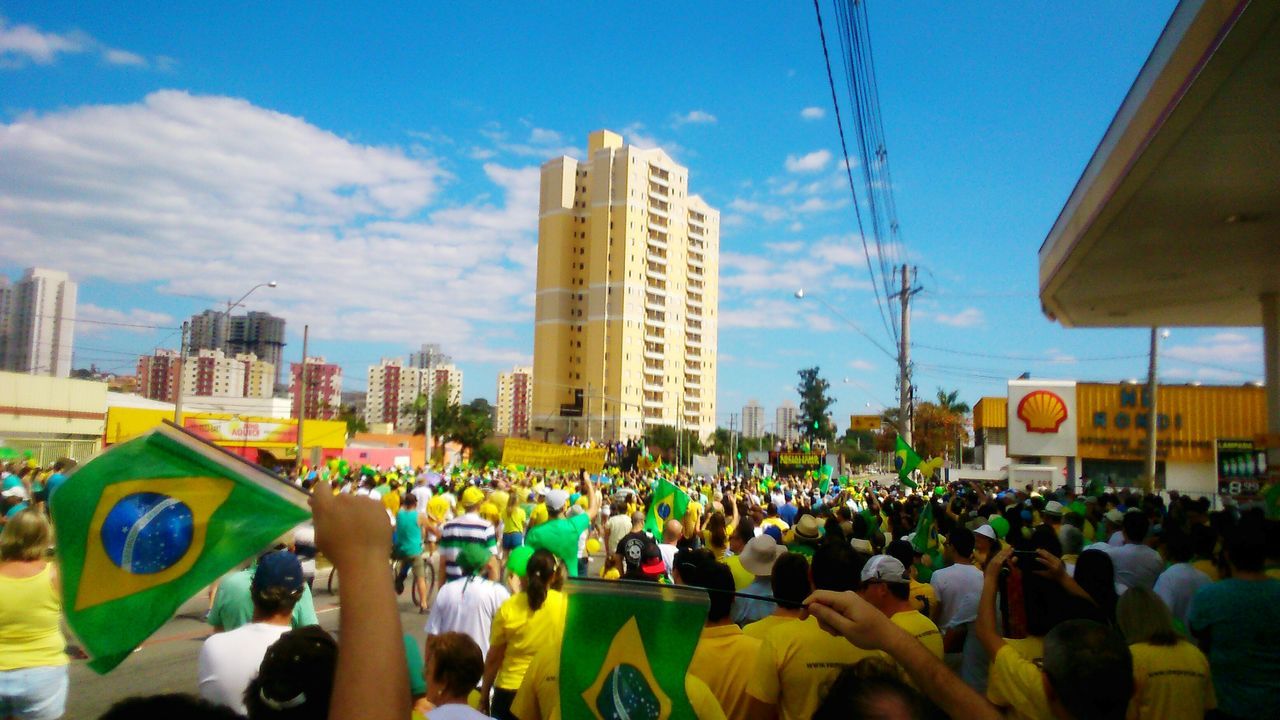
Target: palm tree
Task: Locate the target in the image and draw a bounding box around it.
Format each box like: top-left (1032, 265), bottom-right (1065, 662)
top-left (935, 388), bottom-right (970, 415)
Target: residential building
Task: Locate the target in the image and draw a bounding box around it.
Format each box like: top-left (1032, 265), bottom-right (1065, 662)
top-left (137, 349), bottom-right (181, 403)
top-left (409, 343), bottom-right (448, 371)
top-left (289, 356), bottom-right (342, 420)
top-left (188, 309), bottom-right (286, 385)
top-left (742, 400), bottom-right (765, 439)
top-left (181, 349), bottom-right (246, 398)
top-left (496, 365), bottom-right (533, 437)
top-left (776, 402), bottom-right (799, 446)
top-left (531, 130), bottom-right (720, 442)
top-left (239, 353), bottom-right (275, 398)
top-left (0, 268), bottom-right (77, 377)
top-left (364, 358), bottom-right (462, 432)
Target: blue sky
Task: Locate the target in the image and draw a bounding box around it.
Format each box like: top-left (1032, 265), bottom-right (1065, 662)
top-left (0, 2), bottom-right (1265, 428)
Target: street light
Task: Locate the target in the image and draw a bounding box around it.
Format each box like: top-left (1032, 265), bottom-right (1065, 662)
top-left (793, 288), bottom-right (896, 361)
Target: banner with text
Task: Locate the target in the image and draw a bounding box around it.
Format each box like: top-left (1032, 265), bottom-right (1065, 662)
top-left (502, 438), bottom-right (606, 473)
top-left (184, 417), bottom-right (296, 445)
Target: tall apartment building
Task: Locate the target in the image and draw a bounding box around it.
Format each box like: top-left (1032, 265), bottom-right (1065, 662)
top-left (290, 357), bottom-right (343, 420)
top-left (364, 358), bottom-right (463, 432)
top-left (189, 309), bottom-right (286, 385)
top-left (409, 343), bottom-right (448, 370)
top-left (531, 130), bottom-right (720, 442)
top-left (137, 349), bottom-right (181, 403)
top-left (180, 349), bottom-right (247, 398)
top-left (240, 353), bottom-right (275, 398)
top-left (742, 400), bottom-right (765, 439)
top-left (0, 268), bottom-right (77, 377)
top-left (776, 402), bottom-right (799, 445)
top-left (496, 366), bottom-right (533, 437)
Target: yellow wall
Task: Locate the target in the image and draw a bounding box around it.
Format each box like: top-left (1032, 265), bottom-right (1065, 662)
top-left (1076, 383), bottom-right (1265, 462)
top-left (973, 397), bottom-right (1008, 430)
top-left (105, 406), bottom-right (347, 451)
top-left (0, 371), bottom-right (107, 437)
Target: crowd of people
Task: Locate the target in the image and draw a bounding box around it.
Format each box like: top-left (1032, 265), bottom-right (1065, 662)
top-left (2, 455), bottom-right (1279, 719)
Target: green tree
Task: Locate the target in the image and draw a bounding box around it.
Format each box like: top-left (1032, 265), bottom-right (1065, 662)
top-left (795, 367), bottom-right (836, 442)
top-left (338, 404), bottom-right (368, 436)
top-left (449, 398), bottom-right (494, 456)
top-left (644, 425), bottom-right (678, 455)
top-left (708, 427), bottom-right (733, 463)
top-left (934, 387), bottom-right (971, 415)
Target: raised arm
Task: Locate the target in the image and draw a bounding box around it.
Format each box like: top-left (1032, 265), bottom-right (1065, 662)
top-left (976, 547), bottom-right (1011, 659)
top-left (311, 481), bottom-right (409, 720)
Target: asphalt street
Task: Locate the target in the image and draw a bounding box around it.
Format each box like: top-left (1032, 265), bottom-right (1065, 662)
top-left (64, 568), bottom-right (426, 720)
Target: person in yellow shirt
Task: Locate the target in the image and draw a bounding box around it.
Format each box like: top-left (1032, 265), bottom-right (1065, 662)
top-left (0, 511), bottom-right (68, 720)
top-left (503, 499), bottom-right (528, 557)
top-left (687, 561), bottom-right (762, 720)
top-left (1115, 586), bottom-right (1215, 720)
top-left (527, 488), bottom-right (549, 530)
top-left (856, 555), bottom-right (943, 660)
top-left (746, 542), bottom-right (883, 720)
top-left (886, 539), bottom-right (938, 621)
top-left (976, 547), bottom-right (1134, 720)
top-left (742, 552), bottom-right (809, 640)
top-left (480, 550), bottom-right (567, 719)
top-left (721, 520), bottom-right (757, 591)
top-left (381, 479), bottom-right (402, 514)
top-left (759, 503), bottom-right (789, 535)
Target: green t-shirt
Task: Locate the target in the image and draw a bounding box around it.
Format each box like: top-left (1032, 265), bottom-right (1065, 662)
top-left (207, 567), bottom-right (319, 631)
top-left (403, 634), bottom-right (426, 697)
top-left (526, 513), bottom-right (590, 576)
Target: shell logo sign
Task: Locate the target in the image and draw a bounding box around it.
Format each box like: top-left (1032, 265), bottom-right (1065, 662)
top-left (1017, 390), bottom-right (1069, 434)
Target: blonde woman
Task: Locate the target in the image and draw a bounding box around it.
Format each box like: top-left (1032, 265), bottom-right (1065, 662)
top-left (1115, 587), bottom-right (1215, 720)
top-left (0, 511), bottom-right (67, 720)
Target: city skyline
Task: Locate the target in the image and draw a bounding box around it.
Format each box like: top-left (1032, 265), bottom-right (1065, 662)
top-left (1, 3), bottom-right (1266, 430)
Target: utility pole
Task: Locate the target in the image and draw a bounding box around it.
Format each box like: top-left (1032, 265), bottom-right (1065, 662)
top-left (424, 350), bottom-right (434, 466)
top-left (729, 413), bottom-right (737, 475)
top-left (173, 321), bottom-right (189, 424)
top-left (895, 266), bottom-right (921, 445)
top-left (295, 325), bottom-right (308, 475)
top-left (586, 382), bottom-right (593, 443)
top-left (1143, 327), bottom-right (1160, 493)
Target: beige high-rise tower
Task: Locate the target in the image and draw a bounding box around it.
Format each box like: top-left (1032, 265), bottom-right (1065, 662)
top-left (532, 130), bottom-right (719, 442)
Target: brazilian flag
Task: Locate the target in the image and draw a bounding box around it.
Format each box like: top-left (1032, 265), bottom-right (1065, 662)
top-left (911, 500), bottom-right (942, 582)
top-left (895, 435), bottom-right (923, 488)
top-left (51, 423), bottom-right (310, 672)
top-left (644, 478), bottom-right (689, 535)
top-left (560, 579), bottom-right (707, 720)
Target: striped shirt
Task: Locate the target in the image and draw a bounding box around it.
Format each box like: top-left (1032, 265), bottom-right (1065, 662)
top-left (438, 512), bottom-right (497, 581)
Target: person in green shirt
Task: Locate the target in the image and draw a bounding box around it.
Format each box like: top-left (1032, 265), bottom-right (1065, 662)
top-left (208, 552), bottom-right (319, 632)
top-left (525, 476), bottom-right (600, 577)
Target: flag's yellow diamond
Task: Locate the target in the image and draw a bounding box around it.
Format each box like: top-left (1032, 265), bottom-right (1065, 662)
top-left (582, 617), bottom-right (671, 720)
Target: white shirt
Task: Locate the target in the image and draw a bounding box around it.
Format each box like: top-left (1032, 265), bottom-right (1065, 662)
top-left (424, 577), bottom-right (510, 659)
top-left (1098, 541), bottom-right (1165, 591)
top-left (1154, 562), bottom-right (1212, 627)
top-left (429, 704), bottom-right (492, 720)
top-left (606, 514), bottom-right (633, 555)
top-left (658, 543), bottom-right (678, 576)
top-left (198, 622), bottom-right (291, 715)
top-left (931, 563), bottom-right (984, 630)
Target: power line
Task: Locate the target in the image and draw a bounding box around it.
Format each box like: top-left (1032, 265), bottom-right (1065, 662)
top-left (911, 342), bottom-right (1145, 364)
top-left (813, 0), bottom-right (895, 346)
top-left (28, 312), bottom-right (178, 331)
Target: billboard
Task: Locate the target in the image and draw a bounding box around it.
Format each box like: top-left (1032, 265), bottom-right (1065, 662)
top-left (849, 414), bottom-right (881, 431)
top-left (1216, 439), bottom-right (1266, 500)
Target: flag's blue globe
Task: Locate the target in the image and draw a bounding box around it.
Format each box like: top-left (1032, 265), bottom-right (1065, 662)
top-left (100, 492), bottom-right (194, 574)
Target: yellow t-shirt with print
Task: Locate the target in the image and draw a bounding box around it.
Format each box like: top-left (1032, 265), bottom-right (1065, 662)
top-left (890, 610), bottom-right (943, 660)
top-left (1128, 641), bottom-right (1215, 720)
top-left (511, 641), bottom-right (726, 720)
top-left (722, 555), bottom-right (754, 591)
top-left (986, 644), bottom-right (1051, 720)
top-left (1191, 559), bottom-right (1221, 581)
top-left (691, 624), bottom-right (762, 720)
top-left (529, 502), bottom-right (549, 529)
top-left (742, 614), bottom-right (799, 641)
top-left (490, 589), bottom-right (568, 690)
top-left (908, 580), bottom-right (937, 618)
top-left (761, 517), bottom-right (790, 533)
top-left (747, 617), bottom-right (884, 720)
top-left (505, 504), bottom-right (528, 535)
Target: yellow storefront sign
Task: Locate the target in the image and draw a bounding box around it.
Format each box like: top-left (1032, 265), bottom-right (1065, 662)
top-left (849, 414), bottom-right (881, 431)
top-left (1076, 383), bottom-right (1265, 463)
top-left (501, 438), bottom-right (606, 473)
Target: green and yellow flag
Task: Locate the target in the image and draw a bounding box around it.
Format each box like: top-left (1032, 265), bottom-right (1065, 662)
top-left (911, 500), bottom-right (943, 582)
top-left (644, 478), bottom-right (689, 535)
top-left (51, 424), bottom-right (311, 672)
top-left (895, 435), bottom-right (923, 488)
top-left (560, 580), bottom-right (708, 720)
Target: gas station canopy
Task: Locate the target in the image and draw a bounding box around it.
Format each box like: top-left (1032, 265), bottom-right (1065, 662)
top-left (1039, 0), bottom-right (1280, 328)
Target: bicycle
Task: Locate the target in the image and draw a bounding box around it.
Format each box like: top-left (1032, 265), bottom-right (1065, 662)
top-left (322, 553), bottom-right (435, 608)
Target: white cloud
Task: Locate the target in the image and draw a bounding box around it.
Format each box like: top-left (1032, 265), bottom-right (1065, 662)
top-left (719, 236), bottom-right (873, 296)
top-left (0, 15), bottom-right (153, 69)
top-left (928, 307), bottom-right (985, 328)
top-left (848, 359), bottom-right (875, 371)
top-left (76, 303), bottom-right (174, 335)
top-left (621, 122), bottom-right (686, 160)
top-left (785, 149), bottom-right (832, 174)
top-left (800, 107), bottom-right (825, 120)
top-left (728, 198), bottom-right (787, 222)
top-left (0, 91), bottom-right (541, 356)
top-left (1164, 332), bottom-right (1261, 365)
top-left (103, 48), bottom-right (147, 67)
top-left (478, 125), bottom-right (578, 159)
top-left (673, 110), bottom-right (717, 126)
top-left (792, 196), bottom-right (847, 214)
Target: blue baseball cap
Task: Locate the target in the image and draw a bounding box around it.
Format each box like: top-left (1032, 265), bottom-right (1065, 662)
top-left (253, 550), bottom-right (305, 594)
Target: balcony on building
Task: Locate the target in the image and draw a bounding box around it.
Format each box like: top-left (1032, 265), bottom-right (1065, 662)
top-left (643, 361), bottom-right (663, 376)
top-left (643, 380), bottom-right (664, 393)
top-left (687, 296), bottom-right (703, 310)
top-left (649, 200), bottom-right (670, 218)
top-left (643, 346), bottom-right (664, 361)
top-left (649, 166), bottom-right (670, 185)
top-left (647, 233), bottom-right (669, 252)
top-left (649, 213), bottom-right (669, 230)
top-left (646, 253), bottom-right (668, 268)
top-left (687, 363), bottom-right (702, 376)
top-left (645, 293), bottom-right (666, 310)
top-left (687, 254), bottom-right (703, 270)
top-left (647, 266), bottom-right (667, 282)
top-left (649, 183), bottom-right (669, 200)
top-left (644, 328), bottom-right (665, 344)
top-left (687, 337), bottom-right (702, 349)
top-left (688, 266), bottom-right (704, 281)
top-left (645, 278), bottom-right (667, 296)
top-left (688, 226), bottom-right (705, 241)
top-left (643, 396), bottom-right (663, 409)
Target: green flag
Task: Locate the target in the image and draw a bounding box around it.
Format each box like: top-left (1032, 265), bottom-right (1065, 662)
top-left (911, 501), bottom-right (942, 582)
top-left (645, 478), bottom-right (690, 535)
top-left (51, 424), bottom-right (311, 672)
top-left (895, 435), bottom-right (923, 488)
top-left (560, 579), bottom-right (708, 719)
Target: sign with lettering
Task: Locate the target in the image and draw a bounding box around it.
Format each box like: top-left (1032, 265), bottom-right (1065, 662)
top-left (1216, 439), bottom-right (1266, 500)
top-left (772, 451), bottom-right (822, 474)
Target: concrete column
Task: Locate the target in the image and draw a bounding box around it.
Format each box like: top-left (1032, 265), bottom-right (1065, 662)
top-left (1263, 293), bottom-right (1280, 471)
